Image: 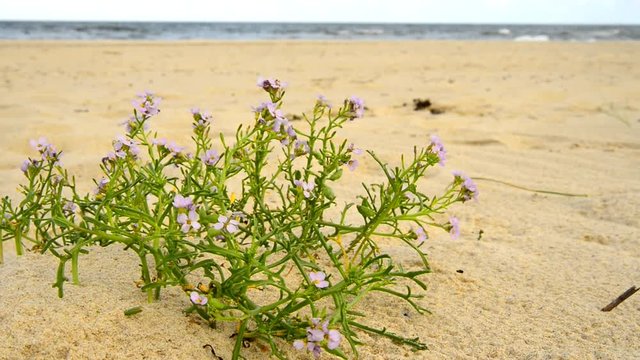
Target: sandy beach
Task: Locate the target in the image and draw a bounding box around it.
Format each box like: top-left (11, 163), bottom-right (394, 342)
top-left (0, 40), bottom-right (639, 359)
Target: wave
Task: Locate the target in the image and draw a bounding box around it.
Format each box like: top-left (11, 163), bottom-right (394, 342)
top-left (514, 35), bottom-right (550, 42)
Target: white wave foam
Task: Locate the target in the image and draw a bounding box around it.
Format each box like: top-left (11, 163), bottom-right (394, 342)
top-left (498, 28), bottom-right (511, 35)
top-left (514, 35), bottom-right (550, 42)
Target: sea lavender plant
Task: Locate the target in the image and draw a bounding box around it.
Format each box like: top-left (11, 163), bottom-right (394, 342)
top-left (0, 78), bottom-right (477, 359)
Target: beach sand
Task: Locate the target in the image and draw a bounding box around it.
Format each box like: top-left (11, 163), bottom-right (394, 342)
top-left (0, 40), bottom-right (639, 359)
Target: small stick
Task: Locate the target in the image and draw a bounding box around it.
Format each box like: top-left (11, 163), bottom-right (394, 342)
top-left (601, 286), bottom-right (639, 312)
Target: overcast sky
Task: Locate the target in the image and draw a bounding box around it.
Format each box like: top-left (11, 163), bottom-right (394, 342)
top-left (1, 0), bottom-right (639, 24)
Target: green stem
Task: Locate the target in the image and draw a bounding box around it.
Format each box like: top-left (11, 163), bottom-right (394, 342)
top-left (14, 230), bottom-right (23, 256)
top-left (232, 319), bottom-right (248, 360)
top-left (71, 251), bottom-right (80, 285)
top-left (138, 252), bottom-right (154, 303)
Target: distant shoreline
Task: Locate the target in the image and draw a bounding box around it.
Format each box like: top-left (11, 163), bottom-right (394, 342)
top-left (1, 21), bottom-right (639, 41)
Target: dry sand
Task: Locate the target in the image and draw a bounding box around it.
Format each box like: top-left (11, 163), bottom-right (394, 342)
top-left (0, 40), bottom-right (639, 359)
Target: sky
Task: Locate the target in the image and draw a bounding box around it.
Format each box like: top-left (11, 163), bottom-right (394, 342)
top-left (0, 0), bottom-right (639, 24)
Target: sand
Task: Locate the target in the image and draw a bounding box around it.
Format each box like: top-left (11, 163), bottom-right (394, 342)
top-left (0, 40), bottom-right (639, 359)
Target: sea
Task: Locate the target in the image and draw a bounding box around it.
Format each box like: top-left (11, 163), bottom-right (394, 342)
top-left (0, 21), bottom-right (639, 41)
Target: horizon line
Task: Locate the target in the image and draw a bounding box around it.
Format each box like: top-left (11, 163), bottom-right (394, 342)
top-left (1, 19), bottom-right (640, 26)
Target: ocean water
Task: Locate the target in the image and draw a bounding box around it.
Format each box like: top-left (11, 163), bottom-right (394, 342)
top-left (0, 21), bottom-right (639, 41)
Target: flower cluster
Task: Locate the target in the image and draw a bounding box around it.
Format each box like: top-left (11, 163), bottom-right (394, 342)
top-left (294, 318), bottom-right (342, 358)
top-left (102, 136), bottom-right (140, 167)
top-left (428, 134), bottom-right (447, 166)
top-left (29, 137), bottom-right (61, 163)
top-left (153, 138), bottom-right (188, 160)
top-left (190, 108), bottom-right (213, 131)
top-left (345, 96), bottom-right (365, 120)
top-left (257, 77), bottom-right (287, 98)
top-left (453, 171), bottom-right (479, 202)
top-left (133, 90), bottom-right (161, 118)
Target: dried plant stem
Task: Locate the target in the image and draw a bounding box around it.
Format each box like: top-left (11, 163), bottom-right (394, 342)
top-left (601, 286), bottom-right (639, 312)
top-left (473, 177), bottom-right (588, 197)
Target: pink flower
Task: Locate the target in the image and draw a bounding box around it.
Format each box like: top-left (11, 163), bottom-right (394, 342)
top-left (213, 214), bottom-right (240, 234)
top-left (173, 194), bottom-right (194, 210)
top-left (294, 179), bottom-right (315, 198)
top-left (413, 227), bottom-right (427, 244)
top-left (177, 210), bottom-right (201, 233)
top-left (327, 329), bottom-right (341, 350)
top-left (347, 159), bottom-right (359, 171)
top-left (429, 134), bottom-right (447, 166)
top-left (190, 291), bottom-right (208, 305)
top-left (449, 216), bottom-right (460, 240)
top-left (346, 96), bottom-right (365, 120)
top-left (200, 149), bottom-right (220, 166)
top-left (309, 271), bottom-right (329, 289)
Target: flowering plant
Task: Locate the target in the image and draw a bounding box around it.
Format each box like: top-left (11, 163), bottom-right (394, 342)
top-left (0, 78), bottom-right (477, 359)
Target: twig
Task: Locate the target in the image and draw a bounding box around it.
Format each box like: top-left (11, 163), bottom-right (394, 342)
top-left (473, 177), bottom-right (588, 197)
top-left (601, 286), bottom-right (639, 312)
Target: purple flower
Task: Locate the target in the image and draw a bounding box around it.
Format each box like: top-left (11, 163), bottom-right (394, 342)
top-left (30, 137), bottom-right (49, 152)
top-left (121, 115), bottom-right (149, 134)
top-left (293, 140), bottom-right (309, 157)
top-left (413, 227), bottom-right (427, 244)
top-left (63, 201), bottom-right (77, 214)
top-left (449, 216), bottom-right (460, 239)
top-left (316, 94), bottom-right (331, 108)
top-left (272, 116), bottom-right (290, 132)
top-left (346, 159), bottom-right (359, 172)
top-left (213, 214), bottom-right (240, 234)
top-left (94, 177), bottom-right (109, 195)
top-left (254, 101), bottom-right (282, 119)
top-left (257, 77), bottom-right (287, 91)
top-left (327, 329), bottom-right (341, 350)
top-left (113, 135), bottom-right (140, 159)
top-left (20, 160), bottom-right (30, 173)
top-left (452, 171), bottom-right (479, 201)
top-left (294, 318), bottom-right (342, 358)
top-left (308, 343), bottom-right (322, 358)
top-left (30, 137), bottom-right (60, 162)
top-left (309, 271), bottom-right (329, 289)
top-left (347, 143), bottom-right (363, 155)
top-left (429, 134), bottom-right (447, 166)
top-left (190, 291), bottom-right (208, 305)
top-left (177, 210), bottom-right (201, 233)
top-left (153, 138), bottom-right (185, 158)
top-left (173, 194), bottom-right (194, 210)
top-left (20, 159), bottom-right (37, 173)
top-left (294, 179), bottom-right (315, 198)
top-left (293, 340), bottom-right (305, 350)
top-left (191, 108), bottom-right (213, 129)
top-left (307, 328), bottom-right (325, 342)
top-left (200, 149), bottom-right (220, 166)
top-left (346, 96), bottom-right (365, 120)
